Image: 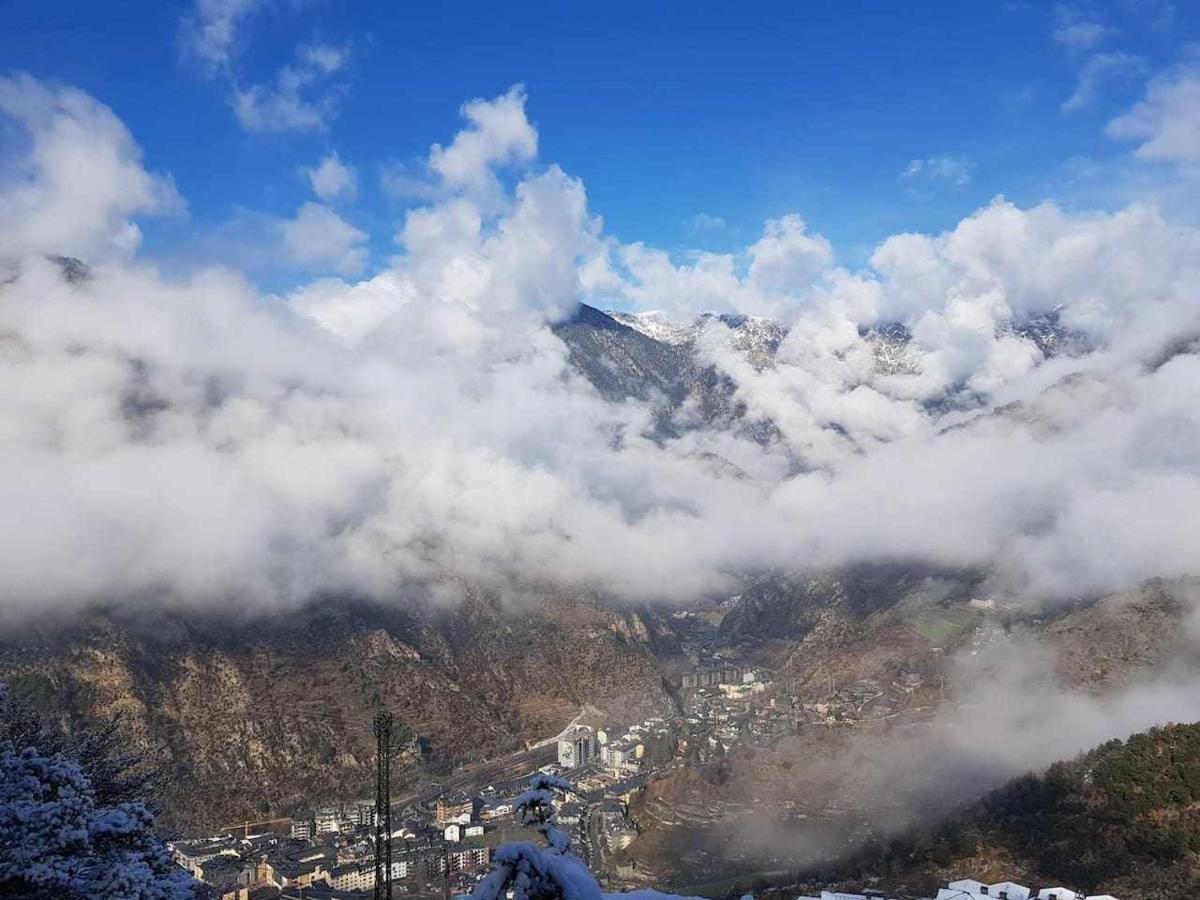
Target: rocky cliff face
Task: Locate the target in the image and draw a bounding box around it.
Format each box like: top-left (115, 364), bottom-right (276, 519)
top-left (0, 590), bottom-right (679, 832)
top-left (550, 304), bottom-right (775, 441)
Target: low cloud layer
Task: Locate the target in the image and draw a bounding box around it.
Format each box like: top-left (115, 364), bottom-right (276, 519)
top-left (1, 75), bottom-right (1200, 619)
top-left (727, 581), bottom-right (1200, 872)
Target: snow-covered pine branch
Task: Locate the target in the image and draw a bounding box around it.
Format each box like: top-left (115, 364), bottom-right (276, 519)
top-left (0, 683), bottom-right (195, 900)
top-left (470, 773), bottom-right (696, 900)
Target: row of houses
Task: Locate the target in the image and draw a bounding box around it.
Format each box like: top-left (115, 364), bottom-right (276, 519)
top-left (174, 827), bottom-right (491, 899)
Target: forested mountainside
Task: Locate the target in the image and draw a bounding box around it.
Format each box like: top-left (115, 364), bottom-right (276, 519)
top-left (804, 722), bottom-right (1200, 900)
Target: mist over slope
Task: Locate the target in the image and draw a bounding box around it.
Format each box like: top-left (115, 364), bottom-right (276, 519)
top-left (2, 77), bottom-right (1200, 623)
top-left (804, 720), bottom-right (1200, 899)
top-left (613, 577), bottom-right (1200, 892)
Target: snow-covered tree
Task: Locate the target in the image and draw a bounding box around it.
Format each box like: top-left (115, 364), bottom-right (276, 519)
top-left (469, 773), bottom-right (692, 900)
top-left (0, 684), bottom-right (195, 899)
top-left (0, 683), bottom-right (164, 812)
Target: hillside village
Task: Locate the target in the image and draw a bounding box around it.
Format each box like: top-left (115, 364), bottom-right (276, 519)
top-left (173, 661), bottom-right (781, 897)
top-left (170, 638), bottom-right (1009, 900)
top-left (167, 585), bottom-right (1170, 900)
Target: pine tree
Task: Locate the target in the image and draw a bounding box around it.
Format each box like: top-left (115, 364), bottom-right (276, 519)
top-left (0, 683), bottom-right (195, 899)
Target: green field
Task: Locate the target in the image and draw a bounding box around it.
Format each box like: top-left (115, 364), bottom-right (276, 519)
top-left (910, 606), bottom-right (979, 645)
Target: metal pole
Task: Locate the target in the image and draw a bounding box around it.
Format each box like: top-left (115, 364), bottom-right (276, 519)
top-left (374, 712), bottom-right (394, 900)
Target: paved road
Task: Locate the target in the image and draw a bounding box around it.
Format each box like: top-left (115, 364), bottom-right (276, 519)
top-left (580, 804), bottom-right (606, 875)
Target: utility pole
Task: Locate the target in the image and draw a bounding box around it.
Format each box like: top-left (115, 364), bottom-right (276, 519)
top-left (374, 712), bottom-right (394, 900)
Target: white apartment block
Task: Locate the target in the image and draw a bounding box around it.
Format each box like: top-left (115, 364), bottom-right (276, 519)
top-left (934, 878), bottom-right (1119, 900)
top-left (798, 879), bottom-right (1121, 900)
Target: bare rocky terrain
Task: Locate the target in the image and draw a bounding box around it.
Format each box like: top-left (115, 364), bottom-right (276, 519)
top-left (0, 590), bottom-right (679, 832)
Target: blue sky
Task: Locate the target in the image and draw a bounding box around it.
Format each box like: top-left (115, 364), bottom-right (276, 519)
top-left (0, 0), bottom-right (1194, 282)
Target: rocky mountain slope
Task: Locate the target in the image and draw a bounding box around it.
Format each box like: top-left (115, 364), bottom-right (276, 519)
top-left (0, 590), bottom-right (679, 832)
top-left (553, 303), bottom-right (1091, 455)
top-left (550, 304), bottom-right (759, 439)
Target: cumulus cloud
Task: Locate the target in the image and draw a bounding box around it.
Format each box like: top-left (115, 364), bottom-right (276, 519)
top-left (1061, 51), bottom-right (1143, 113)
top-left (592, 215), bottom-right (833, 322)
top-left (279, 201), bottom-right (367, 275)
top-left (376, 87), bottom-right (537, 208)
top-left (2, 77), bottom-right (1200, 625)
top-left (0, 74), bottom-right (182, 261)
top-left (302, 152), bottom-right (357, 202)
top-left (179, 0), bottom-right (350, 133)
top-left (1107, 64), bottom-right (1200, 164)
top-left (747, 215), bottom-right (835, 293)
top-left (179, 0), bottom-right (262, 71)
top-left (428, 85), bottom-right (538, 203)
top-left (233, 42), bottom-right (350, 133)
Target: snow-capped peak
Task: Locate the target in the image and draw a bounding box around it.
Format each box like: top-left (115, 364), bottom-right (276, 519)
top-left (605, 309), bottom-right (698, 346)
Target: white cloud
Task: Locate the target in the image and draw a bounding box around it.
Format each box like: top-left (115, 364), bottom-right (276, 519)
top-left (233, 42), bottom-right (350, 133)
top-left (1052, 4), bottom-right (1114, 49)
top-left (303, 152), bottom-right (357, 202)
top-left (428, 85), bottom-right (538, 203)
top-left (179, 0), bottom-right (350, 134)
top-left (0, 74), bottom-right (182, 261)
top-left (376, 86), bottom-right (538, 208)
top-left (298, 43), bottom-right (348, 75)
top-left (279, 201), bottom-right (367, 275)
top-left (1107, 65), bottom-right (1200, 164)
top-left (179, 0), bottom-right (262, 70)
top-left (379, 159), bottom-right (442, 203)
top-left (591, 215), bottom-right (834, 321)
top-left (1061, 51), bottom-right (1143, 113)
top-left (684, 212), bottom-right (727, 232)
top-left (747, 215), bottom-right (834, 294)
top-left (289, 272), bottom-right (413, 344)
top-left (901, 155), bottom-right (974, 187)
top-left (3, 80), bottom-right (1200, 626)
